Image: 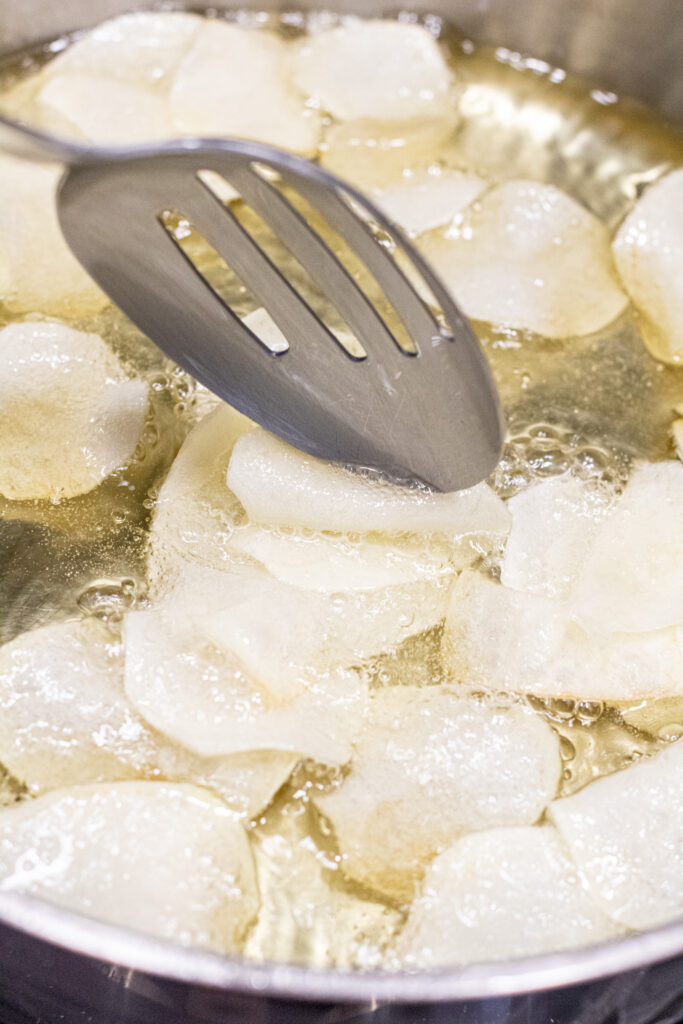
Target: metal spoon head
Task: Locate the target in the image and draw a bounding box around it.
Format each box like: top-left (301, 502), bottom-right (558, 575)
top-left (56, 137), bottom-right (504, 492)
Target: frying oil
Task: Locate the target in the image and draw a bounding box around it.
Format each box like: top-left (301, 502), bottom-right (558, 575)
top-left (0, 10), bottom-right (682, 967)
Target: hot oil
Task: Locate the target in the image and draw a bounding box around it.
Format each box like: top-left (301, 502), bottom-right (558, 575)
top-left (0, 11), bottom-right (682, 968)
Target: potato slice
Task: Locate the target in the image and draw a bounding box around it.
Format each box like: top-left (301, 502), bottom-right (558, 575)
top-left (545, 623), bottom-right (683, 702)
top-left (38, 74), bottom-right (172, 143)
top-left (0, 781), bottom-right (258, 950)
top-left (445, 570), bottom-right (568, 690)
top-left (43, 12), bottom-right (202, 87)
top-left (397, 826), bottom-right (619, 966)
top-left (0, 154), bottom-right (107, 316)
top-left (314, 687), bottom-right (560, 900)
top-left (612, 169), bottom-right (683, 364)
top-left (572, 461), bottom-right (683, 636)
top-left (227, 429), bottom-right (510, 537)
top-left (445, 570), bottom-right (683, 701)
top-left (170, 21), bottom-right (320, 153)
top-left (124, 566), bottom-right (369, 764)
top-left (12, 14), bottom-right (201, 141)
top-left (148, 403), bottom-right (254, 593)
top-left (229, 523), bottom-right (457, 592)
top-left (0, 615), bottom-right (296, 817)
top-left (549, 739), bottom-right (683, 929)
top-left (292, 19), bottom-right (456, 122)
top-left (159, 747), bottom-right (297, 822)
top-left (202, 572), bottom-right (451, 683)
top-left (0, 617), bottom-right (153, 792)
top-left (419, 180), bottom-right (627, 337)
top-left (376, 169), bottom-right (487, 237)
top-left (501, 475), bottom-right (615, 601)
top-left (321, 117), bottom-right (458, 192)
top-left (0, 322), bottom-right (148, 501)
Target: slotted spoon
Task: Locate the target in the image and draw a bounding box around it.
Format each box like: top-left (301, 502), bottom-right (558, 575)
top-left (0, 115), bottom-right (504, 492)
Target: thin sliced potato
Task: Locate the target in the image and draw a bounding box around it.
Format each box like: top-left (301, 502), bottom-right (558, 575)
top-left (445, 570), bottom-right (568, 691)
top-left (124, 566), bottom-right (369, 764)
top-left (320, 117), bottom-right (458, 192)
top-left (170, 21), bottom-right (320, 153)
top-left (0, 322), bottom-right (148, 501)
top-left (376, 169), bottom-right (487, 236)
top-left (229, 523), bottom-right (456, 592)
top-left (572, 461), bottom-right (683, 636)
top-left (445, 570), bottom-right (683, 701)
top-left (227, 429), bottom-right (510, 537)
top-left (501, 475), bottom-right (614, 601)
top-left (41, 12), bottom-right (202, 88)
top-left (419, 180), bottom-right (627, 337)
top-left (0, 781), bottom-right (258, 951)
top-left (147, 403), bottom-right (254, 594)
top-left (314, 687), bottom-right (560, 900)
top-left (38, 73), bottom-right (172, 143)
top-left (0, 614), bottom-right (296, 818)
top-left (550, 740), bottom-right (683, 929)
top-left (612, 168), bottom-right (683, 364)
top-left (397, 826), bottom-right (619, 966)
top-left (292, 19), bottom-right (456, 122)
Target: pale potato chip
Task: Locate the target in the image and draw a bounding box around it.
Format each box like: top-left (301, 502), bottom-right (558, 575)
top-left (445, 570), bottom-right (683, 701)
top-left (0, 322), bottom-right (148, 501)
top-left (229, 523), bottom-right (457, 592)
top-left (38, 74), bottom-right (172, 143)
top-left (154, 745), bottom-right (297, 821)
top-left (397, 826), bottom-right (619, 966)
top-left (321, 117), bottom-right (458, 192)
top-left (12, 13), bottom-right (200, 142)
top-left (44, 12), bottom-right (202, 87)
top-left (419, 180), bottom-right (628, 337)
top-left (445, 570), bottom-right (568, 691)
top-left (612, 168), bottom-right (683, 364)
top-left (0, 154), bottom-right (107, 316)
top-left (292, 19), bottom-right (456, 121)
top-left (0, 617), bottom-right (152, 792)
top-left (227, 429), bottom-right (510, 537)
top-left (148, 403), bottom-right (254, 593)
top-left (572, 461), bottom-right (683, 636)
top-left (314, 687), bottom-right (560, 899)
top-left (544, 623), bottom-right (683, 702)
top-left (550, 740), bottom-right (683, 929)
top-left (0, 614), bottom-right (296, 818)
top-left (202, 571), bottom-right (451, 683)
top-left (124, 566), bottom-right (369, 764)
top-left (170, 21), bottom-right (320, 153)
top-left (501, 475), bottom-right (615, 601)
top-left (376, 168), bottom-right (487, 236)
top-left (0, 781), bottom-right (258, 950)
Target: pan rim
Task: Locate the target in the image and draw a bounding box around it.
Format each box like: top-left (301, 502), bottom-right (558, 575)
top-left (1, 889), bottom-right (683, 1004)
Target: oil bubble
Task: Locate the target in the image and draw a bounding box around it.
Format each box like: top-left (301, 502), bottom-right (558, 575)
top-left (77, 577), bottom-right (137, 624)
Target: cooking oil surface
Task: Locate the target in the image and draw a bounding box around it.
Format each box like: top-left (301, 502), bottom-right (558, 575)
top-left (0, 9), bottom-right (681, 969)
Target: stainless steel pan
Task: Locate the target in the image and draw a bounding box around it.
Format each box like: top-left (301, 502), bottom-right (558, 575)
top-left (0, 1), bottom-right (682, 1021)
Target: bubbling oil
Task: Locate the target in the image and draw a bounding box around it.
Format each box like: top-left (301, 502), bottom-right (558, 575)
top-left (0, 10), bottom-right (682, 968)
